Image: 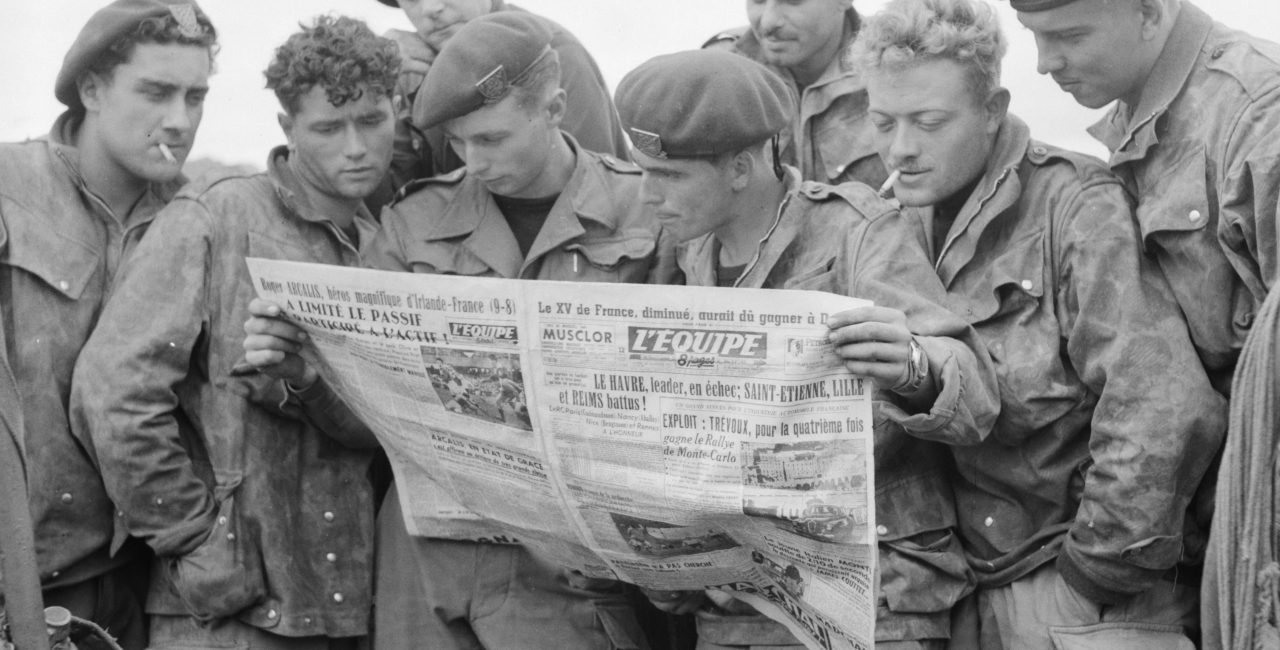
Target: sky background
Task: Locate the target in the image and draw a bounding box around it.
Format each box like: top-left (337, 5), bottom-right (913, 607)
top-left (3, 1), bottom-right (1278, 167)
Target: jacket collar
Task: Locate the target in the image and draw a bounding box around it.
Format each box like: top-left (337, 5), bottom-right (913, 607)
top-left (927, 114), bottom-right (1029, 287)
top-left (678, 168), bottom-right (802, 289)
top-left (417, 132), bottom-right (615, 278)
top-left (266, 146), bottom-right (378, 242)
top-left (1088, 2), bottom-right (1213, 160)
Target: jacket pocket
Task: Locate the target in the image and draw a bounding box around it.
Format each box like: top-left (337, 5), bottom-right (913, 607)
top-left (561, 232), bottom-right (656, 282)
top-left (967, 229), bottom-right (1045, 325)
top-left (1047, 622), bottom-right (1194, 650)
top-left (166, 477), bottom-right (265, 621)
top-left (1133, 142), bottom-right (1211, 246)
top-left (404, 240), bottom-right (497, 275)
top-left (0, 196), bottom-right (100, 300)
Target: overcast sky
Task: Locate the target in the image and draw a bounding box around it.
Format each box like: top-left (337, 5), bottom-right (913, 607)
top-left (3, 1), bottom-right (1277, 166)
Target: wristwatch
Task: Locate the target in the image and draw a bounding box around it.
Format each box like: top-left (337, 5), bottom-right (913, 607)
top-left (892, 337), bottom-right (929, 394)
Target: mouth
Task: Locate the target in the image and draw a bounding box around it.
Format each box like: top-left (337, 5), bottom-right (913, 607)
top-left (157, 143), bottom-right (186, 163)
top-left (1053, 77), bottom-right (1080, 91)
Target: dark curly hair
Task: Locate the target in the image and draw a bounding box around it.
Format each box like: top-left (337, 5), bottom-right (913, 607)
top-left (264, 15), bottom-right (402, 115)
top-left (85, 10), bottom-right (219, 81)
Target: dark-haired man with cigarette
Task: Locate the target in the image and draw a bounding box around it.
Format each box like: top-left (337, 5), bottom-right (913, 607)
top-left (0, 2), bottom-right (216, 647)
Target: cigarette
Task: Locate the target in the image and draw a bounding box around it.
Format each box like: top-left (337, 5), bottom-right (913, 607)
top-left (877, 170), bottom-right (901, 199)
top-left (158, 143), bottom-right (177, 164)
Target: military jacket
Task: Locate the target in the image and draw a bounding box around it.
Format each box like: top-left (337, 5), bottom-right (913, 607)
top-left (71, 148), bottom-right (378, 636)
top-left (0, 112), bottom-right (179, 588)
top-left (368, 134), bottom-right (667, 285)
top-left (709, 9), bottom-right (886, 188)
top-left (907, 115), bottom-right (1227, 604)
top-left (678, 175), bottom-right (996, 640)
top-left (1089, 2), bottom-right (1280, 392)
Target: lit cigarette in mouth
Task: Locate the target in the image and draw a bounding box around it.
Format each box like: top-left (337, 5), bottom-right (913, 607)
top-left (877, 169), bottom-right (901, 199)
top-left (158, 143), bottom-right (177, 164)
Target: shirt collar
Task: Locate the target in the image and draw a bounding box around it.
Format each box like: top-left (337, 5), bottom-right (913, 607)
top-left (266, 145), bottom-right (377, 227)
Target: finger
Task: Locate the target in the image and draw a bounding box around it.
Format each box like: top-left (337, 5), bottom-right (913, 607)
top-left (828, 321), bottom-right (911, 346)
top-left (247, 298), bottom-right (284, 317)
top-left (244, 317), bottom-right (307, 342)
top-left (838, 360), bottom-right (905, 385)
top-left (834, 341), bottom-right (908, 364)
top-left (826, 305), bottom-right (907, 329)
top-left (242, 333), bottom-right (302, 356)
top-left (243, 348), bottom-right (288, 368)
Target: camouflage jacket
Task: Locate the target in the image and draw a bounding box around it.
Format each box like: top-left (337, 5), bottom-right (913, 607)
top-left (0, 112), bottom-right (180, 589)
top-left (1089, 2), bottom-right (1280, 393)
top-left (906, 115), bottom-right (1227, 604)
top-left (71, 147), bottom-right (378, 636)
top-left (678, 175), bottom-right (996, 640)
top-left (706, 9), bottom-right (886, 188)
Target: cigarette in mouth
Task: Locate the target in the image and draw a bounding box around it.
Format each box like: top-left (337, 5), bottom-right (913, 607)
top-left (877, 169), bottom-right (901, 199)
top-left (158, 143), bottom-right (177, 164)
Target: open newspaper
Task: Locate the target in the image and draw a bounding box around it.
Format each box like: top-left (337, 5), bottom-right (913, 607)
top-left (247, 258), bottom-right (877, 650)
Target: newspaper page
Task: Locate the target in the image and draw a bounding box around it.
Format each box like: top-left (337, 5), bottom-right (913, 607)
top-left (246, 258), bottom-right (877, 650)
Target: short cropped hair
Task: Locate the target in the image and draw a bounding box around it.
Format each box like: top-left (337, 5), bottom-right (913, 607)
top-left (264, 15), bottom-right (401, 115)
top-left (85, 10), bottom-right (218, 82)
top-left (510, 49), bottom-right (563, 113)
top-left (853, 0), bottom-right (1007, 103)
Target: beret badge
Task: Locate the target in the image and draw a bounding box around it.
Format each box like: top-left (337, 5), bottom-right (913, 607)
top-left (475, 65), bottom-right (510, 103)
top-left (168, 3), bottom-right (204, 38)
top-left (630, 128), bottom-right (666, 159)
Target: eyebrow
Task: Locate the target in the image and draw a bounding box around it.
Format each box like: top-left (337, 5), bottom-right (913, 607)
top-left (135, 78), bottom-right (209, 93)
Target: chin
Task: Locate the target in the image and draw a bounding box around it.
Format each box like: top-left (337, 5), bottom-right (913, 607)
top-left (892, 187), bottom-right (940, 209)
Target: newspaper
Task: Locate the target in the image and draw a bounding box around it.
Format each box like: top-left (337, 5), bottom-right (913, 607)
top-left (247, 258), bottom-right (877, 650)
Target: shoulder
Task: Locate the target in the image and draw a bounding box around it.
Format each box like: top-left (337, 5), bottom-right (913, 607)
top-left (390, 167), bottom-right (467, 208)
top-left (794, 180), bottom-right (897, 223)
top-left (702, 25), bottom-right (748, 50)
top-left (1201, 22), bottom-right (1280, 103)
top-left (586, 149), bottom-right (642, 177)
top-left (1024, 140), bottom-right (1124, 192)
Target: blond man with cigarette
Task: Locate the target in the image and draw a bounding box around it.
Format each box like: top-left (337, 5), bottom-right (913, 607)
top-left (0, 2), bottom-right (216, 647)
top-left (857, 0), bottom-right (1225, 646)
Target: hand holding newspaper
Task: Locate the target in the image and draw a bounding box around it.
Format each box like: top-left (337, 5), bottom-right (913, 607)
top-left (247, 258), bottom-right (878, 650)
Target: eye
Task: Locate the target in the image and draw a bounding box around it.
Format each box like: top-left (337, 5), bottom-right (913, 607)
top-left (358, 114), bottom-right (387, 127)
top-left (870, 118), bottom-right (894, 133)
top-left (185, 90), bottom-right (207, 108)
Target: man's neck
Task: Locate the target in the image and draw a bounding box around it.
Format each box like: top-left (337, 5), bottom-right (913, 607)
top-left (74, 122), bottom-right (149, 220)
top-left (716, 176), bottom-right (789, 267)
top-left (288, 158), bottom-right (361, 230)
top-left (517, 132), bottom-right (576, 199)
top-left (789, 24), bottom-right (846, 89)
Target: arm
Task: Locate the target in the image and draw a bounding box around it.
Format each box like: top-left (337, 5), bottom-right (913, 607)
top-left (1053, 181), bottom-right (1227, 603)
top-left (70, 201), bottom-right (218, 558)
top-left (1219, 89), bottom-right (1280, 301)
top-left (841, 214), bottom-right (1000, 446)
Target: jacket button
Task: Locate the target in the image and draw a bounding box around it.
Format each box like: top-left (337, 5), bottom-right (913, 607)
top-left (876, 525), bottom-right (888, 536)
top-left (332, 592), bottom-right (344, 603)
top-left (1189, 209), bottom-right (1202, 222)
top-left (267, 609), bottom-right (278, 620)
top-left (324, 511), bottom-right (335, 522)
top-left (218, 516), bottom-right (228, 526)
top-left (58, 280), bottom-right (70, 291)
top-left (1211, 45), bottom-right (1227, 59)
top-left (51, 571), bottom-right (60, 579)
top-left (326, 552), bottom-right (338, 562)
top-left (1032, 146), bottom-right (1048, 156)
top-left (984, 516), bottom-right (994, 527)
top-left (60, 493), bottom-right (73, 504)
top-left (303, 617), bottom-right (313, 625)
top-left (1020, 280), bottom-right (1033, 291)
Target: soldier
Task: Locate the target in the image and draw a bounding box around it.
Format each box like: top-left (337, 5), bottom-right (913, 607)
top-left (368, 0), bottom-right (628, 206)
top-left (362, 12), bottom-right (667, 650)
top-left (71, 15), bottom-right (397, 649)
top-left (1013, 0), bottom-right (1280, 395)
top-left (856, 0), bottom-right (1227, 646)
top-left (0, 2), bottom-right (216, 647)
top-left (703, 0), bottom-right (885, 187)
top-left (616, 48), bottom-right (1000, 650)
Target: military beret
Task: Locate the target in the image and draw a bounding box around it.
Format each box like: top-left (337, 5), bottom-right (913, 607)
top-left (56, 0), bottom-right (212, 110)
top-left (415, 11), bottom-right (556, 129)
top-left (1007, 0), bottom-right (1078, 11)
top-left (375, 0), bottom-right (398, 6)
top-left (615, 50), bottom-right (793, 160)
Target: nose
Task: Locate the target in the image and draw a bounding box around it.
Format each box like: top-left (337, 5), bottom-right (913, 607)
top-left (886, 124), bottom-right (920, 169)
top-left (462, 144), bottom-right (489, 177)
top-left (757, 1), bottom-right (785, 34)
top-left (342, 126), bottom-right (367, 160)
top-left (160, 96), bottom-right (193, 134)
top-left (1034, 36), bottom-right (1066, 75)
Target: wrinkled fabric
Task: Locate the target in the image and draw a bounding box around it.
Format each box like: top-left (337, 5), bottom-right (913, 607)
top-left (0, 112), bottom-right (179, 591)
top-left (71, 147), bottom-right (378, 638)
top-left (1088, 2), bottom-right (1280, 393)
top-left (367, 132), bottom-right (667, 650)
top-left (904, 114), bottom-right (1227, 605)
top-left (375, 1), bottom-right (628, 208)
top-left (712, 10), bottom-right (886, 188)
top-left (677, 174), bottom-right (996, 642)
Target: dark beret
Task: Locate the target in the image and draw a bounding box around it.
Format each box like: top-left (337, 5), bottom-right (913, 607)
top-left (615, 49), bottom-right (793, 160)
top-left (415, 11), bottom-right (556, 129)
top-left (56, 0), bottom-right (212, 110)
top-left (1008, 0), bottom-right (1079, 11)
top-left (375, 0), bottom-right (397, 6)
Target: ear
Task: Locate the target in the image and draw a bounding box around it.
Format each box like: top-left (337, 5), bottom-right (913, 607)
top-left (544, 88), bottom-right (568, 128)
top-left (983, 87), bottom-right (1011, 135)
top-left (78, 73), bottom-right (105, 113)
top-left (728, 149), bottom-right (756, 192)
top-left (1137, 0), bottom-right (1169, 40)
top-left (277, 112), bottom-right (295, 148)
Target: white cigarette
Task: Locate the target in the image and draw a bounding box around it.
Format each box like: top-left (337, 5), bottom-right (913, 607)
top-left (158, 143), bottom-right (177, 164)
top-left (877, 169), bottom-right (901, 199)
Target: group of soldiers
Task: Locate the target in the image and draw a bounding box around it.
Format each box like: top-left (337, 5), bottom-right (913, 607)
top-left (1, 0), bottom-right (1277, 649)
